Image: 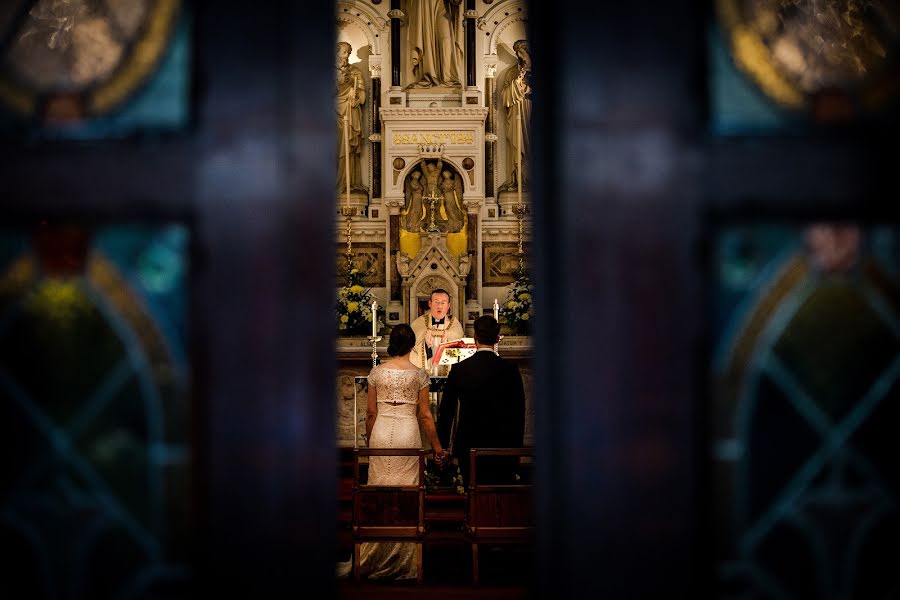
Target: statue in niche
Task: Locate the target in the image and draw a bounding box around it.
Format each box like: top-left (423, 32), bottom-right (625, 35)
top-left (406, 159), bottom-right (464, 234)
top-left (336, 42), bottom-right (367, 192)
top-left (403, 170), bottom-right (426, 232)
top-left (499, 40), bottom-right (532, 192)
top-left (419, 158), bottom-right (444, 230)
top-left (438, 169), bottom-right (465, 233)
top-left (422, 157), bottom-right (443, 194)
top-left (406, 0), bottom-right (464, 88)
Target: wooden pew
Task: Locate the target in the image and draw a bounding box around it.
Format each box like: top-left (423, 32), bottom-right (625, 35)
top-left (465, 447), bottom-right (535, 586)
top-left (351, 448), bottom-right (427, 583)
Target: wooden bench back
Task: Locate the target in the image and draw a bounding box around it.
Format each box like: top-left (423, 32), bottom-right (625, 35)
top-left (465, 448), bottom-right (534, 542)
top-left (352, 448), bottom-right (427, 542)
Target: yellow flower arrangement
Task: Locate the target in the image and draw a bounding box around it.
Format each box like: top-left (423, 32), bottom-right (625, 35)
top-left (499, 264), bottom-right (534, 334)
top-left (336, 265), bottom-right (383, 336)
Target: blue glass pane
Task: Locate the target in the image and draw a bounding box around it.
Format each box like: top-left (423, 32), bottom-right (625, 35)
top-left (0, 222), bottom-right (192, 599)
top-left (711, 223), bottom-right (900, 599)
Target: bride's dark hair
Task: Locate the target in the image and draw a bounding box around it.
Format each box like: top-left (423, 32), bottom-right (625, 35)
top-left (387, 324), bottom-right (416, 357)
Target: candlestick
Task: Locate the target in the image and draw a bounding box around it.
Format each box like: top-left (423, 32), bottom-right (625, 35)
top-left (367, 335), bottom-right (382, 368)
top-left (431, 333), bottom-right (443, 375)
top-left (516, 111), bottom-right (523, 206)
top-left (343, 111), bottom-right (351, 209)
top-left (371, 300), bottom-right (378, 337)
top-left (493, 298), bottom-right (500, 355)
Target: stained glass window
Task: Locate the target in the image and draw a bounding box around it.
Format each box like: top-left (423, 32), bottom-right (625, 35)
top-left (711, 222), bottom-right (900, 598)
top-left (0, 222), bottom-right (192, 599)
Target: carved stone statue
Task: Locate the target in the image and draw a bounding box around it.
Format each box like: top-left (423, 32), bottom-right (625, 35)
top-left (403, 170), bottom-right (425, 232)
top-left (457, 253), bottom-right (471, 277)
top-left (421, 158), bottom-right (443, 196)
top-left (336, 42), bottom-right (367, 192)
top-left (499, 40), bottom-right (531, 191)
top-left (438, 169), bottom-right (465, 233)
top-left (396, 252), bottom-right (412, 277)
top-left (406, 0), bottom-right (464, 88)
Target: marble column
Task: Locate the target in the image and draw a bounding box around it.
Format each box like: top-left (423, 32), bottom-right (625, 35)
top-left (464, 198), bottom-right (483, 302)
top-left (389, 1), bottom-right (401, 88)
top-left (370, 68), bottom-right (382, 199)
top-left (385, 199), bottom-right (404, 302)
top-left (465, 0), bottom-right (476, 88)
top-left (484, 60), bottom-right (497, 199)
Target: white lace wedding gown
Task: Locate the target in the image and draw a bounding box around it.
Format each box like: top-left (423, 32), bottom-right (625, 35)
top-left (359, 364), bottom-right (430, 580)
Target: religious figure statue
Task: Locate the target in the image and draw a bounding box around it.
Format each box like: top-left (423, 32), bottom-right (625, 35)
top-left (403, 170), bottom-right (426, 232)
top-left (422, 158), bottom-right (442, 195)
top-left (457, 253), bottom-right (471, 277)
top-left (438, 169), bottom-right (465, 233)
top-left (336, 42), bottom-right (367, 192)
top-left (406, 0), bottom-right (464, 88)
top-left (499, 40), bottom-right (531, 191)
top-left (396, 252), bottom-right (412, 278)
top-left (420, 158), bottom-right (443, 230)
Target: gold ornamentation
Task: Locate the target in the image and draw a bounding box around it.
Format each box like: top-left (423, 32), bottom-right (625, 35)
top-left (393, 131), bottom-right (475, 145)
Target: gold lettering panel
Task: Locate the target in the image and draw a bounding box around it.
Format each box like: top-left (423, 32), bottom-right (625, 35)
top-left (335, 243), bottom-right (385, 287)
top-left (392, 131), bottom-right (475, 145)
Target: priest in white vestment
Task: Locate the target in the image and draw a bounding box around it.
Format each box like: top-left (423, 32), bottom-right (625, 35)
top-left (409, 288), bottom-right (465, 371)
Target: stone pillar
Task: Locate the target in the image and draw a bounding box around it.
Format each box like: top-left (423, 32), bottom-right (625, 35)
top-left (465, 1), bottom-right (476, 89)
top-left (370, 67), bottom-right (382, 199)
top-left (389, 1), bottom-right (401, 89)
top-left (384, 198), bottom-right (405, 304)
top-left (484, 59), bottom-right (497, 199)
top-left (464, 198), bottom-right (483, 303)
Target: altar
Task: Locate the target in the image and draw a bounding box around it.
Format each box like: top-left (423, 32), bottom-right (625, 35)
top-left (335, 0), bottom-right (533, 448)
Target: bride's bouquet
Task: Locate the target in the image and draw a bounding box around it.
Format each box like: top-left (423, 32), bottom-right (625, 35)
top-left (424, 457), bottom-right (465, 495)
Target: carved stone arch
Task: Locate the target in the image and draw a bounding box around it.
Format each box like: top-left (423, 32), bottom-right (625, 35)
top-left (336, 1), bottom-right (387, 56)
top-left (478, 1), bottom-right (528, 57)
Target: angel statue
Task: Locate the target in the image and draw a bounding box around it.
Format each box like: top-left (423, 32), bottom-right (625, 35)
top-left (403, 169), bottom-right (426, 232)
top-left (438, 169), bottom-right (465, 233)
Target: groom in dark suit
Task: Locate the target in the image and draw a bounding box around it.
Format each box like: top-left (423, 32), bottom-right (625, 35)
top-left (436, 315), bottom-right (526, 487)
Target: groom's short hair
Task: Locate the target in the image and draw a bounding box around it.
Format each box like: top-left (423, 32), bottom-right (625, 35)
top-left (473, 315), bottom-right (500, 346)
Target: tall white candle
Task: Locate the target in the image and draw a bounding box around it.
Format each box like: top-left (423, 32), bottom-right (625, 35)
top-left (493, 298), bottom-right (499, 321)
top-left (343, 111), bottom-right (351, 208)
top-left (516, 111), bottom-right (523, 206)
top-left (371, 300), bottom-right (377, 337)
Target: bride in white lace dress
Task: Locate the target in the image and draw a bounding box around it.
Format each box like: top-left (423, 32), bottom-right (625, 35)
top-left (358, 324), bottom-right (446, 580)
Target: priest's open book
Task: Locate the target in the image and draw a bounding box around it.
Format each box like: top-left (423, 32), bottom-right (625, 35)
top-left (432, 338), bottom-right (477, 366)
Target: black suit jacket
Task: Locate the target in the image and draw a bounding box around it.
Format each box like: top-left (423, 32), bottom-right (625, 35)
top-left (437, 350), bottom-right (525, 484)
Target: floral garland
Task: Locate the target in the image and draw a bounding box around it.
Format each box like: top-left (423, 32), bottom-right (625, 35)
top-left (499, 264), bottom-right (534, 335)
top-left (335, 266), bottom-right (383, 336)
